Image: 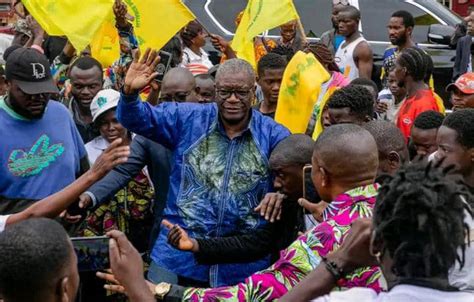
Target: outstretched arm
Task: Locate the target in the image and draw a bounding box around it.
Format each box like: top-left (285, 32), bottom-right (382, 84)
top-left (81, 137), bottom-right (148, 208)
top-left (280, 218), bottom-right (376, 302)
top-left (117, 48), bottom-right (185, 149)
top-left (114, 0), bottom-right (138, 54)
top-left (5, 139), bottom-right (130, 227)
top-left (210, 34), bottom-right (237, 59)
top-left (100, 224), bottom-right (336, 302)
top-left (162, 193), bottom-right (287, 264)
top-left (163, 219), bottom-right (277, 264)
top-left (98, 220), bottom-right (379, 302)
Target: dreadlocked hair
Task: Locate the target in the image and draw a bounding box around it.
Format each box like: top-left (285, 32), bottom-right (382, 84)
top-left (307, 42), bottom-right (339, 72)
top-left (397, 47), bottom-right (431, 81)
top-left (374, 160), bottom-right (473, 279)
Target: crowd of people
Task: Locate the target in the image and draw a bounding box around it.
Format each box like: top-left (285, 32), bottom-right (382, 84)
top-left (0, 0), bottom-right (473, 302)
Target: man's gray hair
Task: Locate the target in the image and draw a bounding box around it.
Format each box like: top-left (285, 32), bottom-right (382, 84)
top-left (215, 58), bottom-right (256, 86)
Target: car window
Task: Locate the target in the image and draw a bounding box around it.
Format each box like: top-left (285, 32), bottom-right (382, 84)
top-left (207, 0), bottom-right (332, 37)
top-left (415, 0), bottom-right (460, 26)
top-left (267, 0), bottom-right (332, 37)
top-left (360, 0), bottom-right (441, 43)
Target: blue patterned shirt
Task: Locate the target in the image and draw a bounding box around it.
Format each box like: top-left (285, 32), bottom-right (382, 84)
top-left (117, 95), bottom-right (290, 286)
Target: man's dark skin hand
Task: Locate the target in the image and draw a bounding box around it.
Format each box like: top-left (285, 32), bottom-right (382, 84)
top-left (210, 33), bottom-right (237, 59)
top-left (298, 198), bottom-right (328, 222)
top-left (123, 48), bottom-right (160, 95)
top-left (163, 219), bottom-right (199, 252)
top-left (26, 15), bottom-right (44, 47)
top-left (254, 192), bottom-right (286, 222)
top-left (114, 0), bottom-right (129, 28)
top-left (163, 192), bottom-right (287, 253)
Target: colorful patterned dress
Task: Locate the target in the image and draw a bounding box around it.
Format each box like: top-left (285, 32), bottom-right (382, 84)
top-left (79, 172), bottom-right (154, 252)
top-left (80, 137), bottom-right (154, 253)
top-left (183, 184), bottom-right (382, 301)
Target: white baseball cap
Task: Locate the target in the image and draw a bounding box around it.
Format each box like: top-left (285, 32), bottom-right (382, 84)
top-left (90, 89), bottom-right (121, 122)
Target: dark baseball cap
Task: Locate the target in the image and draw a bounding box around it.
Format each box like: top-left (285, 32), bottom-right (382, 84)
top-left (5, 48), bottom-right (58, 94)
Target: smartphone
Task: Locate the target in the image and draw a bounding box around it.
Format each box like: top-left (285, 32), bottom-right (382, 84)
top-left (66, 200), bottom-right (87, 217)
top-left (71, 236), bottom-right (110, 272)
top-left (302, 165), bottom-right (319, 203)
top-left (154, 50), bottom-right (173, 83)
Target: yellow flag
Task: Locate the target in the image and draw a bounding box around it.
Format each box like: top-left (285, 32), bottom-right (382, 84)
top-left (232, 0), bottom-right (299, 68)
top-left (124, 0), bottom-right (195, 51)
top-left (21, 1), bottom-right (62, 35)
top-left (91, 12), bottom-right (121, 68)
top-left (275, 51), bottom-right (330, 134)
top-left (311, 86), bottom-right (339, 140)
top-left (91, 0), bottom-right (194, 68)
top-left (22, 0), bottom-right (114, 52)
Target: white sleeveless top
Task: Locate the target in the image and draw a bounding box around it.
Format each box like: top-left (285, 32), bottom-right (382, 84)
top-left (335, 36), bottom-right (366, 81)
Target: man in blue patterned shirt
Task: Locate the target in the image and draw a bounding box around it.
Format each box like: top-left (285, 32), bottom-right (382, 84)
top-left (117, 50), bottom-right (290, 287)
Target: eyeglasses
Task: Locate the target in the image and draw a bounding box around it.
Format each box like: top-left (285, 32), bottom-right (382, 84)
top-left (216, 88), bottom-right (253, 100)
top-left (158, 91), bottom-right (192, 102)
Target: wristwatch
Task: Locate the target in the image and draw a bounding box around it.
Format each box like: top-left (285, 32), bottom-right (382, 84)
top-left (154, 282), bottom-right (172, 300)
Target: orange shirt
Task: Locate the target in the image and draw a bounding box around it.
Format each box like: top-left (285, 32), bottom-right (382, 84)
top-left (396, 89), bottom-right (440, 141)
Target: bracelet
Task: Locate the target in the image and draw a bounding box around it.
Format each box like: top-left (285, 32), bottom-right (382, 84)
top-left (322, 257), bottom-right (345, 281)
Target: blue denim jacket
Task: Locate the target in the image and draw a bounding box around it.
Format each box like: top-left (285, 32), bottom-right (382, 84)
top-left (117, 94), bottom-right (290, 286)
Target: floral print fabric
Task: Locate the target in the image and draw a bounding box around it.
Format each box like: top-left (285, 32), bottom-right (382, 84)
top-left (184, 184), bottom-right (382, 301)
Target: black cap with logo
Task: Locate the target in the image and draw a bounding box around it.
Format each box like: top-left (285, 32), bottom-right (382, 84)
top-left (5, 48), bottom-right (59, 95)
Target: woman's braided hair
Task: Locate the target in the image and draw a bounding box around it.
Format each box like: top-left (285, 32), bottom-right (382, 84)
top-left (374, 161), bottom-right (472, 278)
top-left (397, 47), bottom-right (432, 81)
